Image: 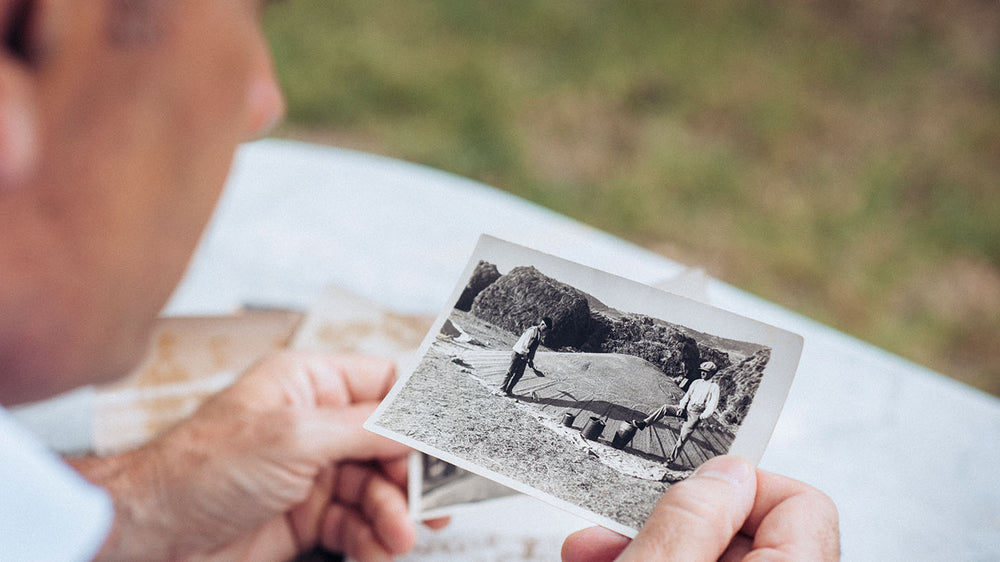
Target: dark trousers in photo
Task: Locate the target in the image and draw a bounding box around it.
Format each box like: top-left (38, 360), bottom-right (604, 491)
top-left (500, 352), bottom-right (529, 394)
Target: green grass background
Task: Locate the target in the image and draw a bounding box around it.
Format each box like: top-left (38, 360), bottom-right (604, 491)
top-left (263, 1), bottom-right (1000, 397)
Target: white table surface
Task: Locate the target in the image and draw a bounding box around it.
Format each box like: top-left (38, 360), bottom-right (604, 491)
top-left (17, 139), bottom-right (1000, 561)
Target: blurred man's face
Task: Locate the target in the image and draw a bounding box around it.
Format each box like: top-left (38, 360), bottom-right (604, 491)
top-left (0, 0), bottom-right (284, 404)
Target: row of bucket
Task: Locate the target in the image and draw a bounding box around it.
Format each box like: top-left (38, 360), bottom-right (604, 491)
top-left (561, 411), bottom-right (638, 449)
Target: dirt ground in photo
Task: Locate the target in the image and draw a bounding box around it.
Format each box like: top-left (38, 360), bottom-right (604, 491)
top-left (378, 310), bottom-right (741, 530)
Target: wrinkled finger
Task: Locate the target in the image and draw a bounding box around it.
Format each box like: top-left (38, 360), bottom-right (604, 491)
top-left (219, 351), bottom-right (350, 410)
top-left (316, 354), bottom-right (396, 405)
top-left (300, 402), bottom-right (409, 461)
top-left (561, 526), bottom-right (630, 562)
top-left (360, 467), bottom-right (416, 554)
top-left (380, 455), bottom-right (409, 489)
top-left (226, 352), bottom-right (396, 410)
top-left (742, 469), bottom-right (840, 560)
top-left (320, 505), bottom-right (393, 562)
top-left (335, 462), bottom-right (377, 507)
top-left (617, 455), bottom-right (756, 562)
top-left (285, 465), bottom-right (337, 550)
top-left (378, 455), bottom-right (449, 530)
top-left (332, 462), bottom-right (415, 555)
top-left (718, 532), bottom-right (753, 561)
top-left (318, 503), bottom-right (349, 554)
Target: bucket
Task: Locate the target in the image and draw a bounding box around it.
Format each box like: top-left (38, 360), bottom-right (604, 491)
top-left (561, 412), bottom-right (576, 427)
top-left (611, 421), bottom-right (638, 449)
top-left (581, 417), bottom-right (605, 441)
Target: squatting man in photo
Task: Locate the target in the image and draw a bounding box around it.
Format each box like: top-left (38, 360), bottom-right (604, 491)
top-left (499, 316), bottom-right (551, 396)
top-left (632, 361), bottom-right (722, 464)
top-left (0, 2), bottom-right (838, 560)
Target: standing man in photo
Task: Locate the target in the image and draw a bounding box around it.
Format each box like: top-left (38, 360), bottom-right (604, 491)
top-left (499, 317), bottom-right (551, 396)
top-left (633, 361), bottom-right (722, 464)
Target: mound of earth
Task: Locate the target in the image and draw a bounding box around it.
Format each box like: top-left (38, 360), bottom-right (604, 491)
top-left (471, 265), bottom-right (592, 349)
top-left (455, 260), bottom-right (501, 311)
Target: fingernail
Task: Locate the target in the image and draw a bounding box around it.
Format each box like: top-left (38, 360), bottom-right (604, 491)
top-left (693, 455), bottom-right (753, 487)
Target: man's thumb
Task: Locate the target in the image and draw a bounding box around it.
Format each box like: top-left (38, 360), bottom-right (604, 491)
top-left (618, 455), bottom-right (756, 562)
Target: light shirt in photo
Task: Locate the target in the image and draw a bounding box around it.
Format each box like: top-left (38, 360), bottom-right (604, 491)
top-left (512, 326), bottom-right (541, 356)
top-left (679, 379), bottom-right (721, 419)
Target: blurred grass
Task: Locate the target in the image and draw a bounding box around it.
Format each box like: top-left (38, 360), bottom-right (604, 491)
top-left (264, 0), bottom-right (1000, 397)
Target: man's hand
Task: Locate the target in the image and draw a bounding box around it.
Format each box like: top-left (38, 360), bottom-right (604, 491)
top-left (561, 455), bottom-right (839, 561)
top-left (74, 352), bottom-right (417, 562)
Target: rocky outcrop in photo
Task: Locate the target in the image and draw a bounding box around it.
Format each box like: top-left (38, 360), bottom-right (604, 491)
top-left (455, 260), bottom-right (502, 311)
top-left (470, 265), bottom-right (592, 349)
top-left (581, 312), bottom-right (704, 377)
top-left (714, 348), bottom-right (771, 425)
top-left (463, 262), bottom-right (770, 424)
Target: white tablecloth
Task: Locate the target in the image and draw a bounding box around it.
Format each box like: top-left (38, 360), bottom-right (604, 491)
top-left (18, 139), bottom-right (1000, 561)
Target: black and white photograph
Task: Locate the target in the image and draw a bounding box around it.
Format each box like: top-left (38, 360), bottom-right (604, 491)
top-left (408, 453), bottom-right (517, 520)
top-left (367, 235), bottom-right (803, 536)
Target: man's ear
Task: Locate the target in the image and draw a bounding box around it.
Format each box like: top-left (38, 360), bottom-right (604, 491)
top-left (0, 0), bottom-right (38, 191)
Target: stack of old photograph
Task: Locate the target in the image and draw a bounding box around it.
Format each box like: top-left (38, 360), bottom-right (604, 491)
top-left (367, 235), bottom-right (802, 536)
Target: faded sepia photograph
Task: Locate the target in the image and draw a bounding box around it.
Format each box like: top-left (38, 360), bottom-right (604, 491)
top-left (368, 236), bottom-right (802, 535)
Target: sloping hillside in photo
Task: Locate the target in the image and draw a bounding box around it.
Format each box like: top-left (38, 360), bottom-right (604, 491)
top-left (459, 263), bottom-right (769, 416)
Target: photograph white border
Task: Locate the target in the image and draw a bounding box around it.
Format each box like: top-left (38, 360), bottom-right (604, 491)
top-left (367, 235), bottom-right (802, 536)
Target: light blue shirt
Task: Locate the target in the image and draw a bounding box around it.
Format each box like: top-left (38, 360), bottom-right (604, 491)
top-left (0, 406), bottom-right (112, 561)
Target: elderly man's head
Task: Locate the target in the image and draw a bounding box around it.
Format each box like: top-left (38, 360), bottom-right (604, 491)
top-left (0, 1), bottom-right (285, 405)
